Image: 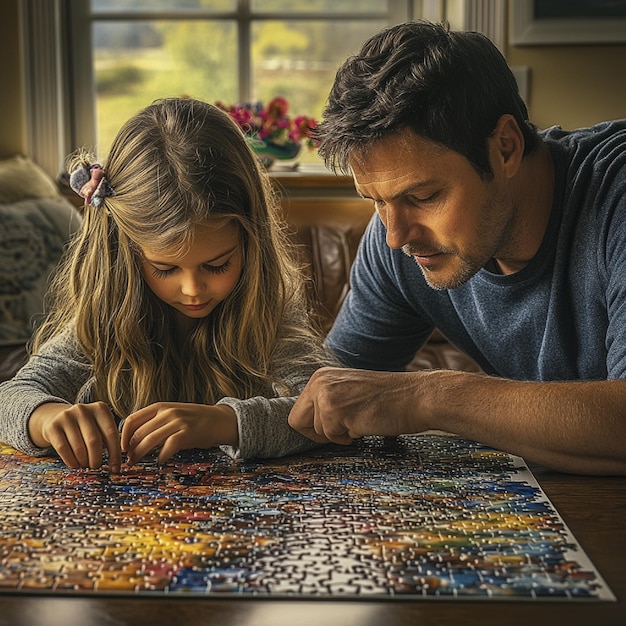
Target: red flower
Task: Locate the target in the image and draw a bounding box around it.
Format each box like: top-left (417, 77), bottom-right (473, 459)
top-left (266, 96), bottom-right (289, 120)
top-left (292, 115), bottom-right (318, 146)
top-left (217, 98), bottom-right (317, 149)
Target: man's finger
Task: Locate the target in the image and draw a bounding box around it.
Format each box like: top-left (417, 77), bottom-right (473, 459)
top-left (288, 393), bottom-right (312, 430)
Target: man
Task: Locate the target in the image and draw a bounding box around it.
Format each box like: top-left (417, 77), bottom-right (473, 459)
top-left (288, 21), bottom-right (626, 475)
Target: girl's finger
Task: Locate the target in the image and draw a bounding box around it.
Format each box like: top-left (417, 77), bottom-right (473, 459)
top-left (77, 420), bottom-right (105, 470)
top-left (126, 421), bottom-right (176, 466)
top-left (48, 427), bottom-right (82, 469)
top-left (120, 404), bottom-right (160, 450)
top-left (57, 417), bottom-right (93, 468)
top-left (157, 431), bottom-right (189, 465)
top-left (92, 408), bottom-right (122, 472)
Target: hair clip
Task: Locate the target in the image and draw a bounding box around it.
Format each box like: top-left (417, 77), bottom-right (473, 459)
top-left (69, 163), bottom-right (115, 207)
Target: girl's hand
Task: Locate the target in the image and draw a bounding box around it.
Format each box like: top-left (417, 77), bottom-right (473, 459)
top-left (28, 401), bottom-right (122, 472)
top-left (120, 402), bottom-right (238, 466)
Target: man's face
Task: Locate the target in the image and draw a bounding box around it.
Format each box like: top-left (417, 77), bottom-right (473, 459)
top-left (350, 131), bottom-right (515, 290)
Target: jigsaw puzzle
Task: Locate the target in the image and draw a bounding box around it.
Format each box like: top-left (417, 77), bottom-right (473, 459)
top-left (0, 434), bottom-right (615, 600)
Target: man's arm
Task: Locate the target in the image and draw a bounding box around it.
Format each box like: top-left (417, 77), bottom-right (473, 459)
top-left (288, 367), bottom-right (626, 475)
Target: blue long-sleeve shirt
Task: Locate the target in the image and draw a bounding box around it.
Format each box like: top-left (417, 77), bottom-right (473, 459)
top-left (327, 121), bottom-right (626, 381)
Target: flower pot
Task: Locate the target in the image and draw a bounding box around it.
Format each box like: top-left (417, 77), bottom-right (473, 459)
top-left (247, 138), bottom-right (301, 168)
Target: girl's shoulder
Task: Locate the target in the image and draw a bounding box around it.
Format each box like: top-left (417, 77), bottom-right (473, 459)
top-left (34, 325), bottom-right (89, 363)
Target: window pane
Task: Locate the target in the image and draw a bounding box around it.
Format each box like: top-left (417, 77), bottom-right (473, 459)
top-left (250, 19), bottom-right (385, 164)
top-left (92, 0), bottom-right (235, 13)
top-left (93, 20), bottom-right (237, 153)
top-left (251, 19), bottom-right (385, 160)
top-left (252, 0), bottom-right (386, 14)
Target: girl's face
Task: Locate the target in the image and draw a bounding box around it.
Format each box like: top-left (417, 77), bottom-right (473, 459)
top-left (139, 220), bottom-right (243, 321)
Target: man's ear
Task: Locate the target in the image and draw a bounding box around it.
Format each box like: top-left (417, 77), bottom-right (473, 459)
top-left (491, 114), bottom-right (524, 179)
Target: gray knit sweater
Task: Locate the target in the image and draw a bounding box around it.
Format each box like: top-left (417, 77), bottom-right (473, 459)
top-left (0, 329), bottom-right (331, 461)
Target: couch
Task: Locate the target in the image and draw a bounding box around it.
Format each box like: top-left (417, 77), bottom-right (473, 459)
top-left (0, 157), bottom-right (478, 384)
top-left (0, 155), bottom-right (82, 382)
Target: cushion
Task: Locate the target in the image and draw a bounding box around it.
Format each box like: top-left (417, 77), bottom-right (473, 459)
top-left (0, 155), bottom-right (61, 203)
top-left (0, 197), bottom-right (82, 344)
top-left (0, 156), bottom-right (82, 345)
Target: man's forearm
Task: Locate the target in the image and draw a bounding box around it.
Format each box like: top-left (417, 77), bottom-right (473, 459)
top-left (420, 370), bottom-right (626, 475)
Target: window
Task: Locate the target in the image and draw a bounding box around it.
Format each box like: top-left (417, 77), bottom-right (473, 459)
top-left (21, 0), bottom-right (444, 176)
top-left (72, 0), bottom-right (427, 161)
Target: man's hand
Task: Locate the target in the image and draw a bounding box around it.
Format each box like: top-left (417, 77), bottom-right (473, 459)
top-left (288, 367), bottom-right (431, 444)
top-left (29, 401), bottom-right (122, 472)
top-left (120, 402), bottom-right (238, 466)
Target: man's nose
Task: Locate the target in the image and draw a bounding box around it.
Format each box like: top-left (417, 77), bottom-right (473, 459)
top-left (383, 206), bottom-right (419, 250)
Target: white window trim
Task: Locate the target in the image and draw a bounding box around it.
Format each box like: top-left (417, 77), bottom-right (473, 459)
top-left (21, 0), bottom-right (457, 178)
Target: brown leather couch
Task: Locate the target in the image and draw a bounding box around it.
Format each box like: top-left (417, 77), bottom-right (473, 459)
top-left (0, 193), bottom-right (478, 384)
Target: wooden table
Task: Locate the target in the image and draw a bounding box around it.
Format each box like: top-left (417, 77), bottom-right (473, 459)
top-left (0, 466), bottom-right (623, 626)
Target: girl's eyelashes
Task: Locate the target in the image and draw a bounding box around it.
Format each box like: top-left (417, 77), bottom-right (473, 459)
top-left (151, 267), bottom-right (175, 279)
top-left (206, 259), bottom-right (231, 275)
top-left (150, 259), bottom-right (231, 279)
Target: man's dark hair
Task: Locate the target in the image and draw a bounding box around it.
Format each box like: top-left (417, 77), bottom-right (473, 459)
top-left (316, 20), bottom-right (539, 177)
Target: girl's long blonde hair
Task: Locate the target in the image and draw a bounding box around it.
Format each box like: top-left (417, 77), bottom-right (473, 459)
top-left (34, 97), bottom-right (324, 417)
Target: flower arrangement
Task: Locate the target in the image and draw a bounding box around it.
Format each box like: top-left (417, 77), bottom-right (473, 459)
top-left (216, 97), bottom-right (318, 161)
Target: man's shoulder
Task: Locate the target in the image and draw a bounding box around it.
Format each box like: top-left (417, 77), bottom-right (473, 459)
top-left (540, 120), bottom-right (626, 150)
top-left (543, 120), bottom-right (626, 200)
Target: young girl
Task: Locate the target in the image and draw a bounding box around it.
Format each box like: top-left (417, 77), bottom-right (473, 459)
top-left (0, 97), bottom-right (332, 473)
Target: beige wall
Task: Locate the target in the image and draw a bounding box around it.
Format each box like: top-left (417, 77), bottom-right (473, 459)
top-left (0, 0), bottom-right (24, 159)
top-left (507, 43), bottom-right (626, 131)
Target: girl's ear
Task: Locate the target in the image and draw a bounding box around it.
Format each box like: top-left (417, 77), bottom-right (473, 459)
top-left (491, 114), bottom-right (524, 179)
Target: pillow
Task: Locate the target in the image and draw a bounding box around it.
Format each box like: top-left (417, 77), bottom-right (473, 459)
top-left (0, 155), bottom-right (61, 203)
top-left (0, 196), bottom-right (82, 344)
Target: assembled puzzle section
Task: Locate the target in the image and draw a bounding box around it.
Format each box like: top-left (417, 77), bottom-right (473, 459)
top-left (0, 434), bottom-right (616, 600)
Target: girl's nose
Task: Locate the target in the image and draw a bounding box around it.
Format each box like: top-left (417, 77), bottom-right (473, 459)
top-left (180, 273), bottom-right (204, 297)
